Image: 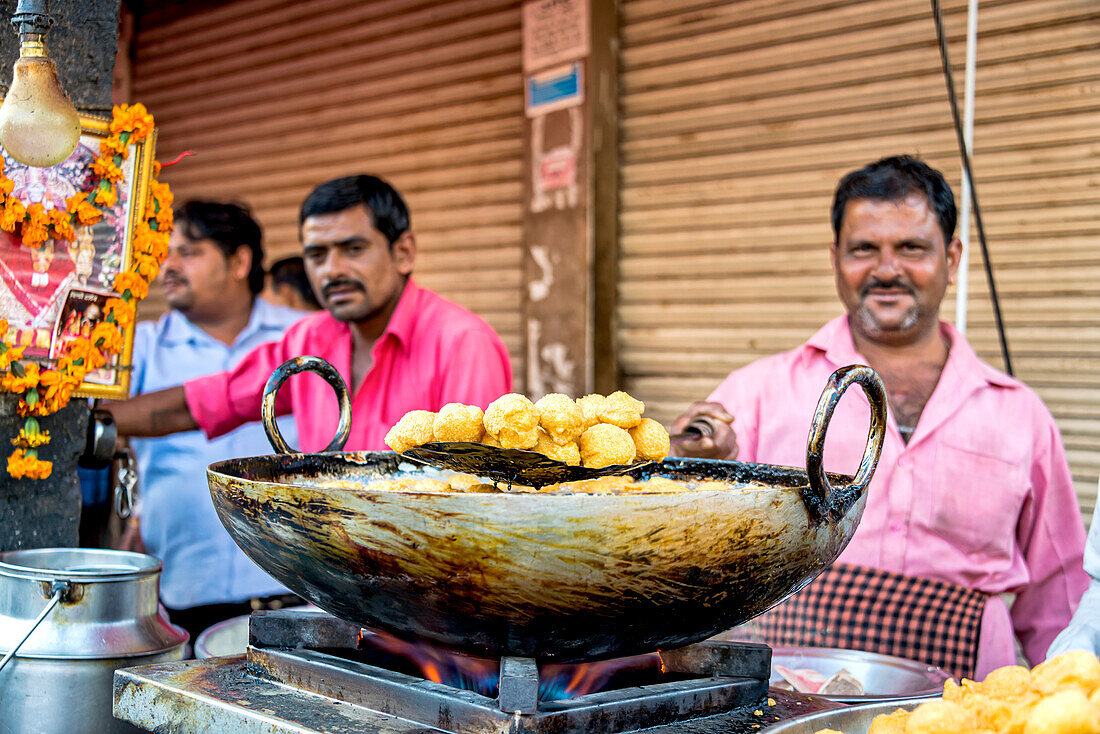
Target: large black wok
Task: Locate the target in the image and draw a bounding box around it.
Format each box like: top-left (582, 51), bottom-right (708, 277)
top-left (207, 360), bottom-right (886, 661)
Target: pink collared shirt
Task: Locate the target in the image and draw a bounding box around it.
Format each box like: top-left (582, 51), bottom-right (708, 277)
top-left (708, 315), bottom-right (1087, 677)
top-left (185, 279), bottom-right (512, 452)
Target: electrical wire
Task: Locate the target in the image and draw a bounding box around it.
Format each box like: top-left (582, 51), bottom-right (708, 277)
top-left (930, 0), bottom-right (1013, 376)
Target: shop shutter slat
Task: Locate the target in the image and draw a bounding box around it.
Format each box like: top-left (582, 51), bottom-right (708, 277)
top-left (618, 0), bottom-right (1100, 518)
top-left (132, 0), bottom-right (526, 391)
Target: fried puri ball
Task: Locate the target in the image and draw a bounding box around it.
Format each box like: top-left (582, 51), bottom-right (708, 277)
top-left (639, 476), bottom-right (686, 493)
top-left (481, 431), bottom-right (502, 448)
top-left (484, 393), bottom-right (539, 449)
top-left (540, 476), bottom-right (637, 494)
top-left (316, 478), bottom-right (368, 489)
top-left (578, 423), bottom-right (637, 468)
top-left (535, 393), bottom-right (586, 444)
top-left (575, 394), bottom-right (608, 429)
top-left (445, 473), bottom-right (484, 491)
top-left (599, 390), bottom-right (645, 429)
top-left (867, 708), bottom-right (909, 734)
top-left (384, 410), bottom-right (435, 453)
top-left (1032, 651), bottom-right (1100, 696)
top-left (534, 428), bottom-right (581, 465)
top-left (903, 699), bottom-right (977, 734)
top-left (432, 403), bottom-right (485, 443)
top-left (629, 417), bottom-right (671, 461)
top-left (980, 665), bottom-right (1036, 698)
top-left (1022, 689), bottom-right (1100, 734)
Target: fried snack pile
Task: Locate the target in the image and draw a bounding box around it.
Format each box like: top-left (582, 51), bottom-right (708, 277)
top-left (384, 391), bottom-right (671, 468)
top-left (813, 650), bottom-right (1100, 734)
top-left (319, 473), bottom-right (741, 494)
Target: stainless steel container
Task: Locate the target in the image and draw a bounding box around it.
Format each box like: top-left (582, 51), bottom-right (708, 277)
top-left (0, 548), bottom-right (188, 734)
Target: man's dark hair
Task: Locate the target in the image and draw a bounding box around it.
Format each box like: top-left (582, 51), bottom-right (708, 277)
top-left (268, 255), bottom-right (319, 309)
top-left (831, 155), bottom-right (957, 244)
top-left (298, 174), bottom-right (410, 245)
top-left (174, 200), bottom-right (266, 294)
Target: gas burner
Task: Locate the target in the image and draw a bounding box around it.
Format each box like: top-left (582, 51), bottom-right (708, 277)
top-left (113, 609), bottom-right (842, 734)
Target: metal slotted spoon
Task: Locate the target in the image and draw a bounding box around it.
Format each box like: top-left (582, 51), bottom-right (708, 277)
top-left (401, 442), bottom-right (650, 488)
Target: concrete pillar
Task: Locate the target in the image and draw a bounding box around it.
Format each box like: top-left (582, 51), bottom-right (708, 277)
top-left (0, 0), bottom-right (118, 551)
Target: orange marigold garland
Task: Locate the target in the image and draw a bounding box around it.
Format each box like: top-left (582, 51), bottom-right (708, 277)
top-left (0, 103), bottom-right (173, 480)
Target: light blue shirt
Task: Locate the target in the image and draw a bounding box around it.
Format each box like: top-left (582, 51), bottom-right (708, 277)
top-left (1048, 509), bottom-right (1100, 659)
top-left (130, 298), bottom-right (304, 608)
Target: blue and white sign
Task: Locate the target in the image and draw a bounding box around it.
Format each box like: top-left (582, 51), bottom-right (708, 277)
top-left (525, 62), bottom-right (584, 118)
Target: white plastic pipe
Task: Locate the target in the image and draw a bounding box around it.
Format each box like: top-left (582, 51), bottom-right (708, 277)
top-left (954, 0), bottom-right (979, 333)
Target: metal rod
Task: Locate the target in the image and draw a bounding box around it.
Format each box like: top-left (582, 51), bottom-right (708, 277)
top-left (0, 580), bottom-right (68, 672)
top-left (953, 0), bottom-right (979, 334)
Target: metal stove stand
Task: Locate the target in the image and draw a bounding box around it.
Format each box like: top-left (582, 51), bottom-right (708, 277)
top-left (113, 609), bottom-right (841, 734)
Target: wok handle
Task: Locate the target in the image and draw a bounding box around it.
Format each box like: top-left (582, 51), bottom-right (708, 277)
top-left (803, 365), bottom-right (887, 524)
top-left (262, 356), bottom-right (352, 454)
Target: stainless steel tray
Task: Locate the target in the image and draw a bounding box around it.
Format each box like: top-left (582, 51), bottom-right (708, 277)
top-left (771, 647), bottom-right (951, 703)
top-left (763, 699), bottom-right (922, 733)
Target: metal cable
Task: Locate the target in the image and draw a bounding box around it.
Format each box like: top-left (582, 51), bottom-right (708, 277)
top-left (930, 0), bottom-right (1013, 376)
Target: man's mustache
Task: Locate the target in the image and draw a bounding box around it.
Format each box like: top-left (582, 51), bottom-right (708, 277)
top-left (860, 278), bottom-right (915, 299)
top-left (322, 279), bottom-right (365, 298)
top-left (161, 271), bottom-right (187, 287)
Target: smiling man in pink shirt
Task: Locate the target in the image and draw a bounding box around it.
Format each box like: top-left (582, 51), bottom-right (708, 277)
top-left (110, 174), bottom-right (512, 452)
top-left (673, 155), bottom-right (1087, 681)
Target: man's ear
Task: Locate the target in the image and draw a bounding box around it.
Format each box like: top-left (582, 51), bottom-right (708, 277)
top-left (392, 232), bottom-right (416, 276)
top-left (229, 245), bottom-right (253, 283)
top-left (946, 236), bottom-right (962, 284)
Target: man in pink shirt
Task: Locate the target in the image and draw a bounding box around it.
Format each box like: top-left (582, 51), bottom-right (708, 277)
top-left (110, 174), bottom-right (512, 452)
top-left (673, 155), bottom-right (1087, 680)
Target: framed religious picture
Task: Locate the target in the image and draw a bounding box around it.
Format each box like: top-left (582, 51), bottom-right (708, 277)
top-left (0, 111), bottom-right (156, 399)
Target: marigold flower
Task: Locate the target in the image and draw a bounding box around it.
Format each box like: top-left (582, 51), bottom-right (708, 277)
top-left (0, 197), bottom-right (25, 233)
top-left (133, 252), bottom-right (160, 282)
top-left (155, 207), bottom-right (174, 229)
top-left (0, 344), bottom-right (24, 370)
top-left (91, 322), bottom-right (124, 354)
top-left (0, 174), bottom-right (13, 196)
top-left (36, 369), bottom-right (63, 403)
top-left (12, 427), bottom-right (50, 448)
top-left (149, 180), bottom-right (174, 210)
top-left (110, 103), bottom-right (154, 142)
top-left (84, 347), bottom-right (107, 371)
top-left (1, 362), bottom-right (39, 392)
top-left (0, 319), bottom-right (7, 339)
top-left (65, 337), bottom-right (94, 363)
top-left (91, 157), bottom-right (125, 183)
top-left (114, 271), bottom-right (149, 300)
top-left (98, 135), bottom-right (128, 160)
top-left (105, 298), bottom-right (136, 328)
top-left (94, 184), bottom-right (118, 209)
top-left (7, 449), bottom-right (51, 479)
top-left (49, 209), bottom-right (75, 241)
top-left (20, 203), bottom-right (49, 248)
top-left (65, 192), bottom-right (104, 226)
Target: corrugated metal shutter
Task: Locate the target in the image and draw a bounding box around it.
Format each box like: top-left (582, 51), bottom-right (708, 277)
top-left (130, 0), bottom-right (526, 390)
top-left (618, 0), bottom-right (1100, 516)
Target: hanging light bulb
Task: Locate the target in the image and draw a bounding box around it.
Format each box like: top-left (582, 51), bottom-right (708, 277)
top-left (0, 0), bottom-right (79, 168)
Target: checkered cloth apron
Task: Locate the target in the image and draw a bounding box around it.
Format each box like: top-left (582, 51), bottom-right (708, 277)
top-left (743, 564), bottom-right (987, 680)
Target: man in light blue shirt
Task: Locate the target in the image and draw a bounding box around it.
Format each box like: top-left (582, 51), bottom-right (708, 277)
top-left (1048, 501), bottom-right (1100, 659)
top-left (128, 201), bottom-right (304, 643)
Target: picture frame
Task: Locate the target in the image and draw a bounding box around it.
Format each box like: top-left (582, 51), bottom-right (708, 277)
top-left (0, 110), bottom-right (156, 399)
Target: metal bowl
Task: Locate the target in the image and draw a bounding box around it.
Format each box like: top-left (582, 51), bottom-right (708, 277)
top-left (771, 647), bottom-right (952, 703)
top-left (763, 699), bottom-right (922, 733)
